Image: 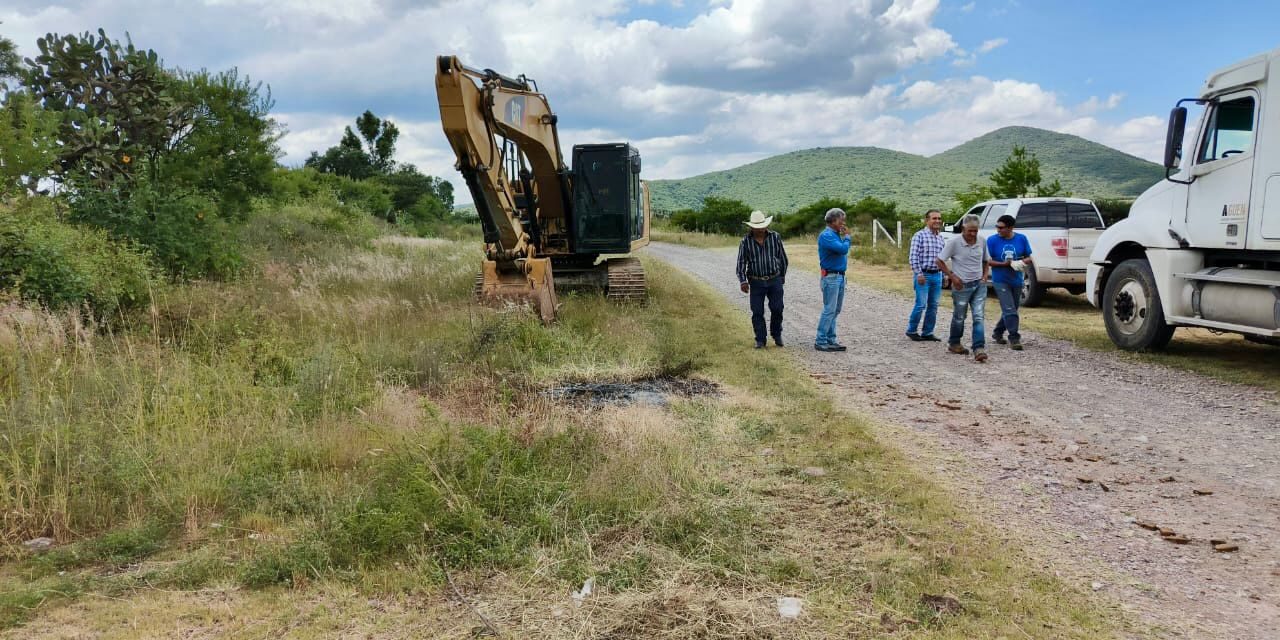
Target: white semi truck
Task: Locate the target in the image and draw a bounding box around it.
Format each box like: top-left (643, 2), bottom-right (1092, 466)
top-left (1087, 49), bottom-right (1280, 350)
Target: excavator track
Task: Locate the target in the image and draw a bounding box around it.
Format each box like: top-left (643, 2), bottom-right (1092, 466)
top-left (606, 257), bottom-right (647, 304)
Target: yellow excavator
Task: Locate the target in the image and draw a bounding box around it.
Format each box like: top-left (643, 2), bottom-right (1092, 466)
top-left (435, 55), bottom-right (650, 323)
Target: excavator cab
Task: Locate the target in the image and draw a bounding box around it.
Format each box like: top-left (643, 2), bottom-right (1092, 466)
top-left (571, 143), bottom-right (647, 254)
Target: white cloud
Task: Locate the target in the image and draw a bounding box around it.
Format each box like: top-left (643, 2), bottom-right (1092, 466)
top-left (977, 37), bottom-right (1007, 53)
top-left (2, 0), bottom-right (1165, 205)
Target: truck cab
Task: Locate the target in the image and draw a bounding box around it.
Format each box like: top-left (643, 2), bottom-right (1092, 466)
top-left (1088, 48), bottom-right (1280, 349)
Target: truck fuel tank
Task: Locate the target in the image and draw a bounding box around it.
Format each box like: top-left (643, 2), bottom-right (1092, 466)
top-left (1179, 268), bottom-right (1280, 331)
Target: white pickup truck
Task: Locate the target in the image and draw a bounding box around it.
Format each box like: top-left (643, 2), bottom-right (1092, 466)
top-left (945, 197), bottom-right (1107, 306)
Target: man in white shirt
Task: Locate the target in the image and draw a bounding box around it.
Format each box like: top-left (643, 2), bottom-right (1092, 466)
top-left (936, 213), bottom-right (991, 362)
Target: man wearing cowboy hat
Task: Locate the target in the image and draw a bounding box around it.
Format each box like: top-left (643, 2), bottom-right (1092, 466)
top-left (736, 210), bottom-right (789, 348)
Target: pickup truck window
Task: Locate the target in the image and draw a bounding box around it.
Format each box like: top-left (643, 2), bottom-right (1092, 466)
top-left (1067, 203), bottom-right (1103, 229)
top-left (1198, 95), bottom-right (1255, 163)
top-left (981, 203), bottom-right (1007, 229)
top-left (1013, 202), bottom-right (1066, 229)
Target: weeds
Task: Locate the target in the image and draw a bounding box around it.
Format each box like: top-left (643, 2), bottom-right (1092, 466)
top-left (0, 228), bottom-right (1129, 637)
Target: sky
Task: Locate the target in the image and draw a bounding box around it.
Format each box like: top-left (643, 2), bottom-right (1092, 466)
top-left (4, 0), bottom-right (1279, 203)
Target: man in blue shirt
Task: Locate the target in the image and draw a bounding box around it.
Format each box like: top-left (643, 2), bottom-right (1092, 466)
top-left (986, 214), bottom-right (1035, 350)
top-left (815, 207), bottom-right (851, 352)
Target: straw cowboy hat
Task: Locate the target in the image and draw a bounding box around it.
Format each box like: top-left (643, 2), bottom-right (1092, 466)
top-left (745, 210), bottom-right (773, 229)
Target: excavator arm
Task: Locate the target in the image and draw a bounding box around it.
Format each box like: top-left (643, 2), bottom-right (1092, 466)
top-left (435, 55), bottom-right (572, 260)
top-left (435, 55), bottom-right (570, 322)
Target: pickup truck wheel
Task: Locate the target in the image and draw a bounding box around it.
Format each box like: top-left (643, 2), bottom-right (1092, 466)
top-left (1102, 259), bottom-right (1176, 350)
top-left (1021, 268), bottom-right (1046, 307)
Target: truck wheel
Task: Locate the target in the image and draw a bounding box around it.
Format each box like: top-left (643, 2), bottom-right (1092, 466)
top-left (1102, 259), bottom-right (1176, 350)
top-left (1021, 268), bottom-right (1046, 307)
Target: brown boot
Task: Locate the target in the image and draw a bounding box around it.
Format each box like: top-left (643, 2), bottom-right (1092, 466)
top-left (974, 349), bottom-right (988, 363)
top-left (948, 344), bottom-right (970, 355)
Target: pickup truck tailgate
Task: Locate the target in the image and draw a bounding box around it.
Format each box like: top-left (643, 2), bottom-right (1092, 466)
top-left (1066, 229), bottom-right (1101, 270)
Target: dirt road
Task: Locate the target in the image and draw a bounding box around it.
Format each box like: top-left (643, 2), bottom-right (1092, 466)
top-left (649, 241), bottom-right (1280, 639)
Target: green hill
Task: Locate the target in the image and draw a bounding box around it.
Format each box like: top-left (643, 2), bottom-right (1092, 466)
top-left (647, 126), bottom-right (1164, 215)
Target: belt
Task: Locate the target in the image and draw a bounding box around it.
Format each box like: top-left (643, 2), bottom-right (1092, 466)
top-left (748, 273), bottom-right (780, 281)
top-left (823, 270), bottom-right (845, 275)
top-left (922, 268), bottom-right (940, 274)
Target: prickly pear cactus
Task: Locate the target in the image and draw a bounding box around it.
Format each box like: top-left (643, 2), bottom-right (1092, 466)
top-left (23, 29), bottom-right (191, 186)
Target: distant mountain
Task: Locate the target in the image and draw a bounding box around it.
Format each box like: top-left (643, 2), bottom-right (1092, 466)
top-left (935, 126), bottom-right (1163, 199)
top-left (646, 126), bottom-right (1164, 215)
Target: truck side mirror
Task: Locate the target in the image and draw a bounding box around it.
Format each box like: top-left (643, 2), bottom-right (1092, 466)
top-left (1163, 107), bottom-right (1188, 169)
top-left (632, 156), bottom-right (642, 174)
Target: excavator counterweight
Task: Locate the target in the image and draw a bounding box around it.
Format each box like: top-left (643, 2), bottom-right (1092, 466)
top-left (436, 55), bottom-right (649, 322)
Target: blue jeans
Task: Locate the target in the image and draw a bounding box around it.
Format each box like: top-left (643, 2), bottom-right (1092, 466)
top-left (749, 276), bottom-right (784, 344)
top-left (992, 281), bottom-right (1022, 340)
top-left (815, 273), bottom-right (845, 346)
top-left (948, 280), bottom-right (987, 350)
top-left (907, 271), bottom-right (943, 337)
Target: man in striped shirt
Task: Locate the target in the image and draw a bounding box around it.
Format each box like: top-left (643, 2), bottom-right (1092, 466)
top-left (737, 210), bottom-right (789, 348)
top-left (906, 209), bottom-right (946, 341)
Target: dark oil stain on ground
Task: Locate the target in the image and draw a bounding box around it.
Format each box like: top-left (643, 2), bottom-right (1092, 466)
top-left (541, 377), bottom-right (720, 407)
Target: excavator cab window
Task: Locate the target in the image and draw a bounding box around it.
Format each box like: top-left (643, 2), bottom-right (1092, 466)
top-left (572, 144), bottom-right (638, 253)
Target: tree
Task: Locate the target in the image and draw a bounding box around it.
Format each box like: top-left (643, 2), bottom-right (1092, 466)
top-left (306, 110), bottom-right (400, 179)
top-left (847, 196), bottom-right (900, 225)
top-left (164, 68), bottom-right (280, 217)
top-left (0, 91), bottom-right (59, 196)
top-left (23, 29), bottom-right (191, 188)
top-left (955, 145), bottom-right (1068, 211)
top-left (0, 26), bottom-right (19, 90)
top-left (988, 145), bottom-right (1043, 198)
top-left (355, 110), bottom-right (398, 173)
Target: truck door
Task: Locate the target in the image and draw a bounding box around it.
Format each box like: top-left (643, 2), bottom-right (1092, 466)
top-left (1185, 91), bottom-right (1259, 249)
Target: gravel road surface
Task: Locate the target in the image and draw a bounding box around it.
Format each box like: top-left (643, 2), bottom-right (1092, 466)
top-left (649, 241), bottom-right (1280, 639)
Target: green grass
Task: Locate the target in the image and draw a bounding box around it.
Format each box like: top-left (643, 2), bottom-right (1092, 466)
top-left (0, 222), bottom-right (1136, 637)
top-left (648, 125), bottom-right (1163, 215)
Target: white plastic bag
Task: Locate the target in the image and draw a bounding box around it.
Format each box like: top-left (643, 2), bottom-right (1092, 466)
top-left (777, 596), bottom-right (803, 619)
top-left (572, 577), bottom-right (595, 606)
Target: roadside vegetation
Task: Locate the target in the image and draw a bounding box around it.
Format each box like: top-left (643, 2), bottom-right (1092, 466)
top-left (1, 222), bottom-right (1130, 636)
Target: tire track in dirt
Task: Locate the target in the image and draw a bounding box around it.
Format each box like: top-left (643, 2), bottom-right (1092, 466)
top-left (649, 241), bottom-right (1280, 640)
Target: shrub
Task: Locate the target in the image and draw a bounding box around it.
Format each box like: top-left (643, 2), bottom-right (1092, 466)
top-left (0, 198), bottom-right (156, 317)
top-left (1094, 198), bottom-right (1133, 227)
top-left (241, 194), bottom-right (382, 262)
top-left (69, 181), bottom-right (243, 279)
top-left (772, 197), bottom-right (852, 238)
top-left (669, 196), bottom-right (754, 235)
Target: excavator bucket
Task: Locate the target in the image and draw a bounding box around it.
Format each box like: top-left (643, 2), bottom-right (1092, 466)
top-left (478, 258), bottom-right (558, 324)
